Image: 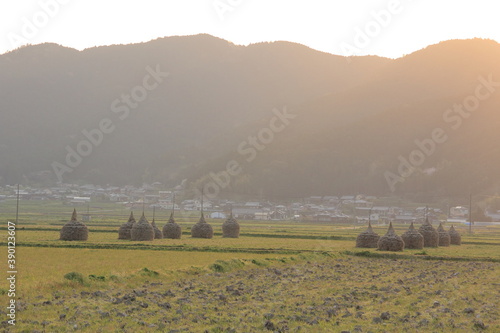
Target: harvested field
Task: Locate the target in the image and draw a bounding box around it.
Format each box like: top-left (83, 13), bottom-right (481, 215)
top-left (2, 200), bottom-right (500, 331)
top-left (6, 253), bottom-right (499, 332)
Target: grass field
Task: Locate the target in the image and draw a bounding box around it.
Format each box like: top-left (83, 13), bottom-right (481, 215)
top-left (1, 200), bottom-right (500, 332)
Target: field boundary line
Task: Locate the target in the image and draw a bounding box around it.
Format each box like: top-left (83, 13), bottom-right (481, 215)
top-left (0, 242), bottom-right (317, 255)
top-left (343, 250), bottom-right (500, 263)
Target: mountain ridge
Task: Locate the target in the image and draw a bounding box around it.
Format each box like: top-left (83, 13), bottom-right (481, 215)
top-left (1, 35), bottom-right (499, 198)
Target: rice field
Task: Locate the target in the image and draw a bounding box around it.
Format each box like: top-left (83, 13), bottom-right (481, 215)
top-left (1, 199), bottom-right (500, 331)
top-left (14, 247), bottom-right (284, 291)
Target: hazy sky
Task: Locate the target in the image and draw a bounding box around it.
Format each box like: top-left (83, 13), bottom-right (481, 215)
top-left (1, 0), bottom-right (499, 58)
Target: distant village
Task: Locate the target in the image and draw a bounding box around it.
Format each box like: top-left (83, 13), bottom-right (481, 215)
top-left (1, 183), bottom-right (497, 223)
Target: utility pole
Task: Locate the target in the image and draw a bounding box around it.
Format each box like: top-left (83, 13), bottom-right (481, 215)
top-left (142, 195), bottom-right (145, 214)
top-left (201, 188), bottom-right (204, 215)
top-left (16, 184), bottom-right (20, 224)
top-left (172, 193), bottom-right (176, 213)
top-left (469, 193), bottom-right (473, 234)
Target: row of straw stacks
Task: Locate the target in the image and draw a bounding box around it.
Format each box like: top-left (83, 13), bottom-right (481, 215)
top-left (356, 218), bottom-right (462, 251)
top-left (60, 209), bottom-right (241, 241)
top-left (118, 211), bottom-right (240, 240)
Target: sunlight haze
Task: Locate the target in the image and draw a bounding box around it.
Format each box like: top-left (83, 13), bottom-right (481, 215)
top-left (2, 1), bottom-right (500, 331)
top-left (1, 0), bottom-right (499, 58)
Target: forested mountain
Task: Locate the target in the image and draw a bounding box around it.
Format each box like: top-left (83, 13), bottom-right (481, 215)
top-left (1, 35), bottom-right (499, 198)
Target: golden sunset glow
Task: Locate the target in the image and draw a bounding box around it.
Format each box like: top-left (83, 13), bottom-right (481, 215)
top-left (1, 0), bottom-right (500, 58)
